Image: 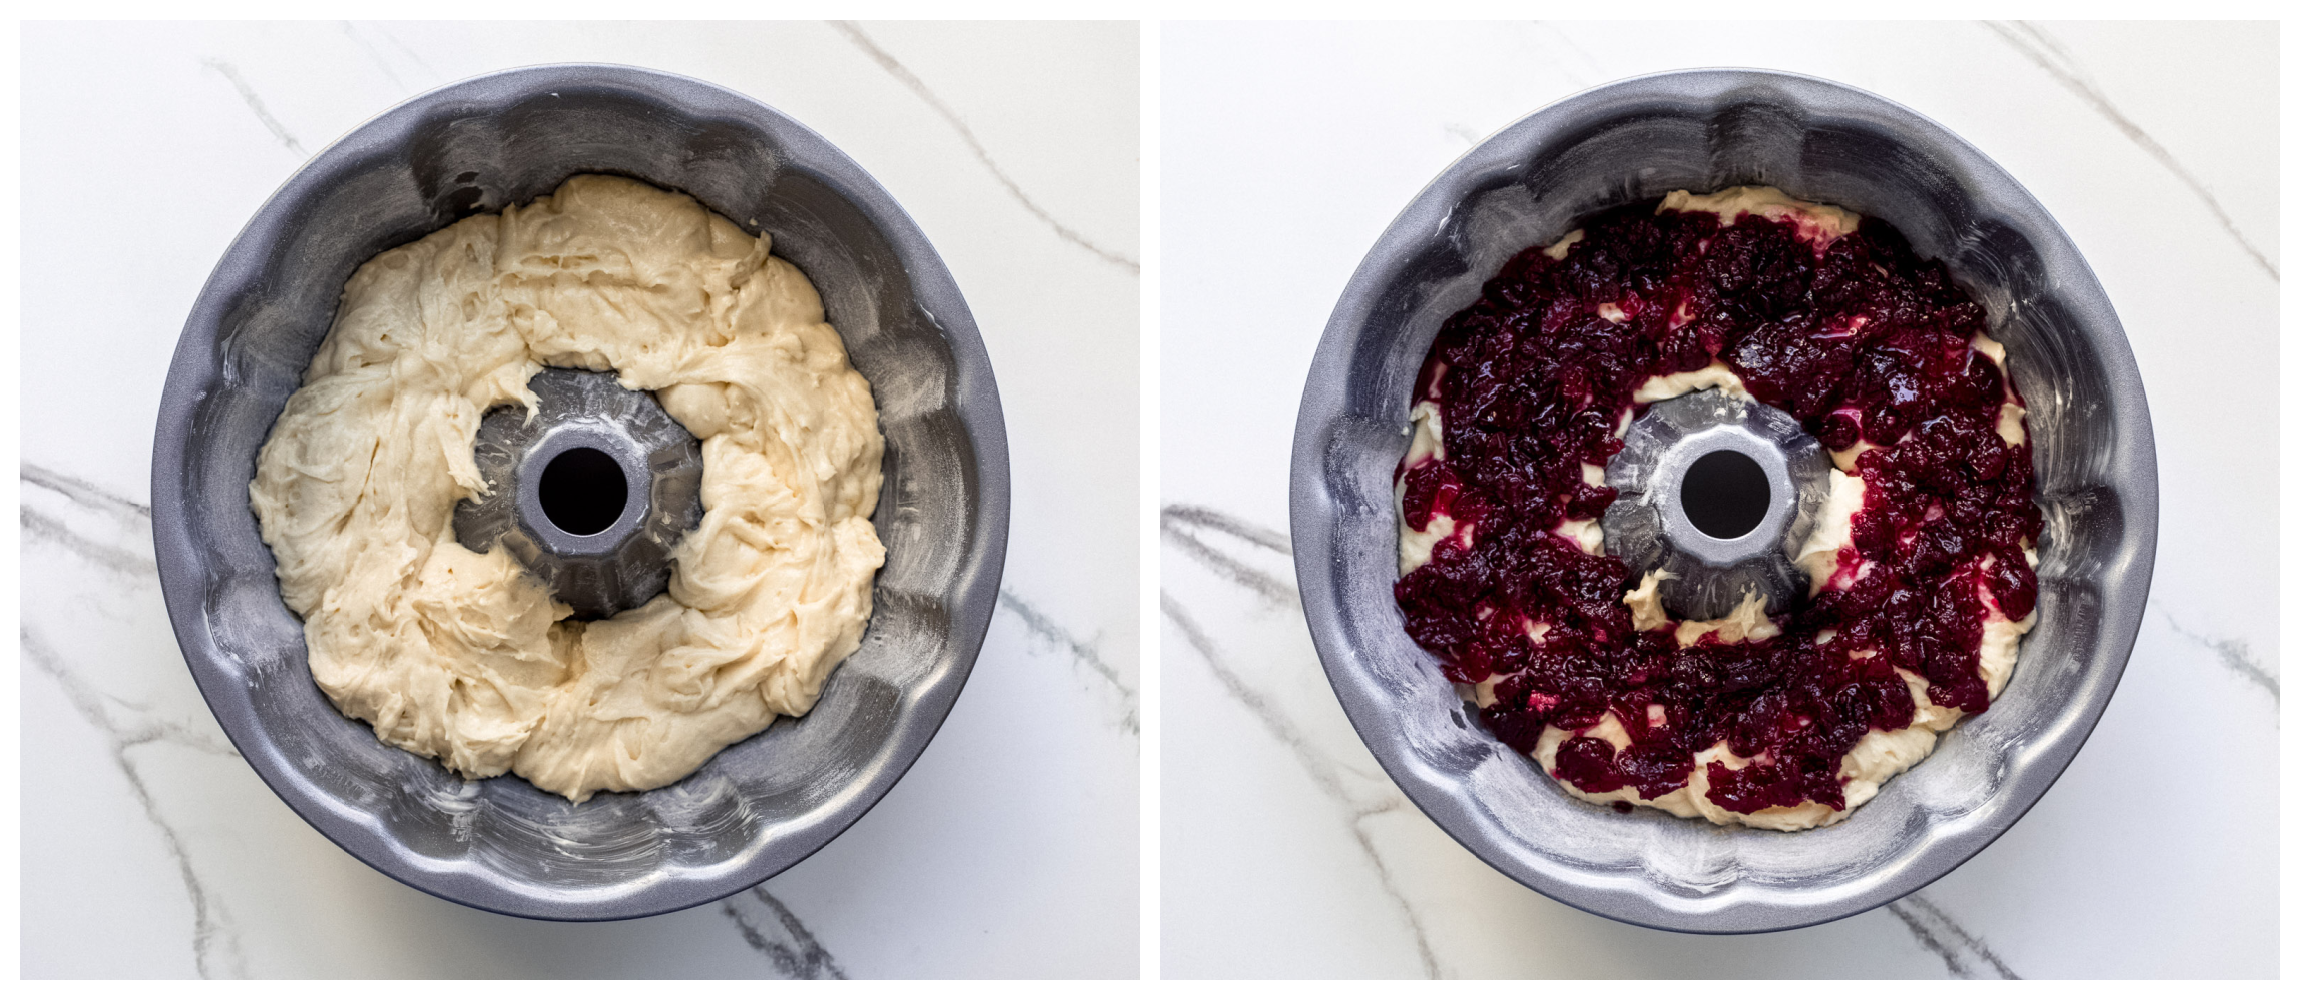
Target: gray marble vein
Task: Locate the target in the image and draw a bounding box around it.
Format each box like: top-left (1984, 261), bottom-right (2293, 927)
top-left (1160, 593), bottom-right (1438, 977)
top-left (339, 20), bottom-right (410, 93)
top-left (1160, 502), bottom-right (1436, 973)
top-left (998, 589), bottom-right (1138, 734)
top-left (1159, 504), bottom-right (1293, 606)
top-left (22, 503), bottom-right (155, 579)
top-left (200, 58), bottom-right (308, 158)
top-left (720, 887), bottom-right (848, 979)
top-left (1886, 893), bottom-right (2020, 979)
top-left (21, 623), bottom-right (238, 760)
top-left (21, 465), bottom-right (157, 576)
top-left (828, 20), bottom-right (1140, 274)
top-left (24, 463), bottom-right (151, 518)
top-left (24, 626), bottom-right (246, 979)
top-left (2155, 604), bottom-right (2278, 701)
top-left (23, 462), bottom-right (250, 976)
top-left (1985, 20), bottom-right (2277, 280)
top-left (369, 22), bottom-right (444, 86)
top-left (17, 472), bottom-right (232, 755)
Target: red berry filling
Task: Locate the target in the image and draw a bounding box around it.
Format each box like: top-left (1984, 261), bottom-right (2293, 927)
top-left (1394, 197), bottom-right (2041, 816)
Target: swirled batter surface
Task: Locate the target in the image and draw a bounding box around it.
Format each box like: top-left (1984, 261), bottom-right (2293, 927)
top-left (252, 175), bottom-right (885, 802)
top-left (1395, 187), bottom-right (2039, 830)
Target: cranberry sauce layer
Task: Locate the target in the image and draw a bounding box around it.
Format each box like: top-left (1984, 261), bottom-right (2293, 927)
top-left (1394, 195), bottom-right (2041, 816)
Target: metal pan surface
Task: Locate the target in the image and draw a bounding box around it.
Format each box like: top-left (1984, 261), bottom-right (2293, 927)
top-left (1290, 68), bottom-right (2156, 933)
top-left (152, 64), bottom-right (1010, 921)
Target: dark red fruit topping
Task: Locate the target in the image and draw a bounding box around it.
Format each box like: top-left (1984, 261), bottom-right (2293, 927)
top-left (1394, 197), bottom-right (2042, 816)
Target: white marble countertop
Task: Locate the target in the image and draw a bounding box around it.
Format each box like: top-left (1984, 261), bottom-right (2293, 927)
top-left (1158, 20), bottom-right (2277, 978)
top-left (21, 21), bottom-right (1139, 978)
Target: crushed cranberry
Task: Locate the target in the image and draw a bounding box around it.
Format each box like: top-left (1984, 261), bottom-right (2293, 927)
top-left (1394, 197), bottom-right (2041, 817)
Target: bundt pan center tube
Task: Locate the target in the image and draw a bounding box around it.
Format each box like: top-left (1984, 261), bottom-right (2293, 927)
top-left (455, 366), bottom-right (706, 621)
top-left (1607, 389), bottom-right (1834, 622)
top-left (151, 64), bottom-right (1010, 921)
top-left (1290, 68), bottom-right (2155, 933)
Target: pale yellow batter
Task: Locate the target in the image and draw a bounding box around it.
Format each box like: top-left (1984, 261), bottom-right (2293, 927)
top-left (250, 175), bottom-right (885, 802)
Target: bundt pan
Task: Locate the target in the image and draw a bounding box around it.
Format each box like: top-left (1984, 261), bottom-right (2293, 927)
top-left (151, 64), bottom-right (1010, 920)
top-left (1290, 69), bottom-right (2156, 933)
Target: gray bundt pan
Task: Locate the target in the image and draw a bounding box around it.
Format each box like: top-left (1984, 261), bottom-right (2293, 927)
top-left (1290, 69), bottom-right (2157, 933)
top-left (151, 65), bottom-right (1010, 920)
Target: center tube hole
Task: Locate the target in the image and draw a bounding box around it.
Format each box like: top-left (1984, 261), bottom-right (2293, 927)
top-left (538, 447), bottom-right (629, 536)
top-left (1680, 450), bottom-right (1770, 540)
